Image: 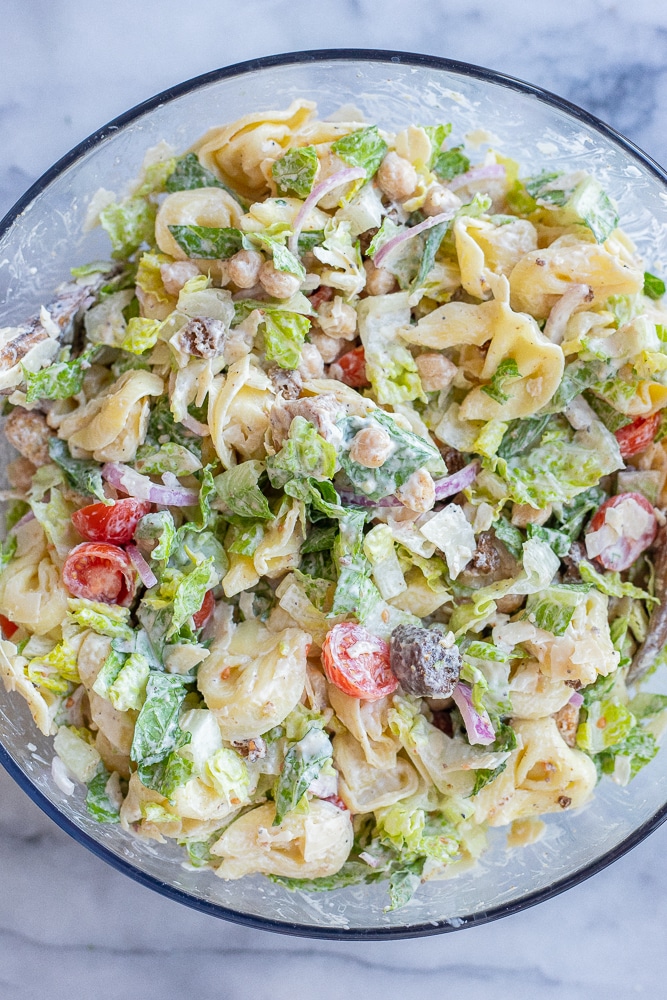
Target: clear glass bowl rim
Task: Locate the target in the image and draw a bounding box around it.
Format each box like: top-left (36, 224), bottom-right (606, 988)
top-left (2, 47), bottom-right (667, 940)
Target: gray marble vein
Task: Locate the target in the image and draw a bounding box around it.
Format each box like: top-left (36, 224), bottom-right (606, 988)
top-left (1, 0), bottom-right (667, 996)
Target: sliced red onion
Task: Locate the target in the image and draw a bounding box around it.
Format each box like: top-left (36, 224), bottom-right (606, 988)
top-left (13, 509), bottom-right (36, 529)
top-left (126, 542), bottom-right (158, 589)
top-left (569, 691), bottom-right (584, 708)
top-left (452, 682), bottom-right (496, 746)
top-left (288, 166), bottom-right (367, 256)
top-left (373, 210), bottom-right (456, 269)
top-left (181, 413), bottom-right (210, 436)
top-left (102, 463), bottom-right (200, 507)
top-left (447, 163), bottom-right (506, 193)
top-left (543, 284), bottom-right (593, 345)
top-left (433, 461), bottom-right (480, 501)
top-left (337, 489), bottom-right (401, 509)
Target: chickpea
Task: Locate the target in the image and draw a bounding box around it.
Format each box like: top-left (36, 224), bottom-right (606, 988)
top-left (395, 468), bottom-right (436, 513)
top-left (227, 249), bottom-right (263, 289)
top-left (258, 259), bottom-right (302, 299)
top-left (377, 151), bottom-right (418, 202)
top-left (317, 296), bottom-right (357, 340)
top-left (422, 184), bottom-right (462, 218)
top-left (4, 408), bottom-right (52, 466)
top-left (7, 456), bottom-right (36, 492)
top-left (363, 259), bottom-right (397, 296)
top-left (511, 502), bottom-right (552, 528)
top-left (415, 353), bottom-right (458, 392)
top-left (309, 331), bottom-right (344, 364)
top-left (349, 426), bottom-right (394, 468)
top-left (159, 260), bottom-right (201, 296)
top-left (297, 342), bottom-right (325, 380)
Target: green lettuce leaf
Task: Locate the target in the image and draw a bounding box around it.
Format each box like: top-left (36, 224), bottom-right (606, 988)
top-left (273, 726), bottom-right (333, 825)
top-left (525, 584), bottom-right (591, 636)
top-left (86, 766), bottom-right (121, 823)
top-left (48, 438), bottom-right (107, 502)
top-left (338, 409), bottom-right (445, 501)
top-left (214, 461), bottom-right (272, 519)
top-left (331, 125), bottom-right (388, 178)
top-left (130, 672), bottom-right (192, 779)
top-left (266, 416), bottom-right (336, 488)
top-left (262, 310), bottom-right (310, 369)
top-left (480, 358), bottom-right (521, 405)
top-left (165, 152), bottom-right (248, 208)
top-left (99, 199), bottom-right (156, 258)
top-left (432, 146), bottom-right (470, 181)
top-left (167, 224), bottom-right (244, 259)
top-left (271, 145), bottom-right (319, 198)
top-left (24, 346), bottom-right (97, 404)
top-left (578, 560), bottom-right (656, 603)
top-left (644, 271), bottom-right (666, 300)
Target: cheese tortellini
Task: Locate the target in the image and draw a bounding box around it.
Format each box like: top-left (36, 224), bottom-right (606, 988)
top-left (196, 620), bottom-right (310, 740)
top-left (210, 799), bottom-right (353, 879)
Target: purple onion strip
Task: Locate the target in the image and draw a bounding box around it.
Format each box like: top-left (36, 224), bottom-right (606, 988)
top-left (452, 682), bottom-right (496, 746)
top-left (447, 163), bottom-right (506, 193)
top-left (288, 166), bottom-right (367, 256)
top-left (102, 462), bottom-right (200, 507)
top-left (126, 543), bottom-right (158, 589)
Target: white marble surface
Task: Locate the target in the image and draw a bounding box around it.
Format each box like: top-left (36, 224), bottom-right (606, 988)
top-left (2, 1), bottom-right (667, 996)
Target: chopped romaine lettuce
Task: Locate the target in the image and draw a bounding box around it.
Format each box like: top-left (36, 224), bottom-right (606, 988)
top-left (130, 672), bottom-right (192, 786)
top-left (86, 766), bottom-right (121, 823)
top-left (432, 146), bottom-right (470, 181)
top-left (99, 198), bottom-right (156, 258)
top-left (273, 726), bottom-right (333, 825)
top-left (24, 345), bottom-right (96, 404)
top-left (525, 584), bottom-right (590, 636)
top-left (644, 271), bottom-right (666, 300)
top-left (214, 461), bottom-right (272, 519)
top-left (355, 291), bottom-right (423, 404)
top-left (481, 358), bottom-right (521, 405)
top-left (266, 416), bottom-right (336, 488)
top-left (262, 310), bottom-right (310, 369)
top-left (331, 126), bottom-right (388, 179)
top-left (271, 145), bottom-right (319, 198)
top-left (167, 224), bottom-right (244, 259)
top-left (338, 409), bottom-right (445, 501)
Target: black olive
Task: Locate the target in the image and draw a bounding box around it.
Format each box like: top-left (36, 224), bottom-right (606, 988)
top-left (389, 624), bottom-right (461, 698)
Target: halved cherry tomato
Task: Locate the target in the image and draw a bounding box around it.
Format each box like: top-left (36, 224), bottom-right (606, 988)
top-left (614, 413), bottom-right (661, 458)
top-left (62, 543), bottom-right (136, 605)
top-left (586, 492), bottom-right (657, 571)
top-left (308, 285), bottom-right (334, 311)
top-left (193, 589), bottom-right (215, 629)
top-left (321, 623), bottom-right (397, 701)
top-left (334, 346), bottom-right (369, 388)
top-left (0, 614), bottom-right (18, 639)
top-left (71, 498), bottom-right (151, 545)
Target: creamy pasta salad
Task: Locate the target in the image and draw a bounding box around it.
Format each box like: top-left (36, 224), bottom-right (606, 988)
top-left (2, 100), bottom-right (667, 909)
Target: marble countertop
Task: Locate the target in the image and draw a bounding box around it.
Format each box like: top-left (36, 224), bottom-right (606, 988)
top-left (2, 1), bottom-right (667, 997)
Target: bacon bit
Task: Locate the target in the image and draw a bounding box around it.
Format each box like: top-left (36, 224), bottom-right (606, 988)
top-left (596, 717), bottom-right (607, 729)
top-left (220, 667), bottom-right (231, 680)
top-left (322, 794), bottom-right (348, 811)
top-left (308, 285), bottom-right (334, 311)
top-left (558, 795), bottom-right (572, 809)
top-left (0, 614), bottom-right (18, 639)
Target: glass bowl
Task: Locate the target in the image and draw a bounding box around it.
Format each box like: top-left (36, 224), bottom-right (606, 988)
top-left (2, 49), bottom-right (667, 940)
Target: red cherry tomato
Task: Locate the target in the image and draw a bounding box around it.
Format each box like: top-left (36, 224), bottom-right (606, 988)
top-left (321, 623), bottom-right (397, 701)
top-left (614, 413), bottom-right (661, 458)
top-left (587, 492), bottom-right (657, 571)
top-left (71, 499), bottom-right (151, 545)
top-left (62, 543), bottom-right (136, 606)
top-left (193, 589), bottom-right (215, 629)
top-left (0, 614), bottom-right (18, 639)
top-left (308, 285), bottom-right (334, 311)
top-left (334, 346), bottom-right (369, 388)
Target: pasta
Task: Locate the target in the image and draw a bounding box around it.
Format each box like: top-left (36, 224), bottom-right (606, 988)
top-left (2, 101), bottom-right (667, 911)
